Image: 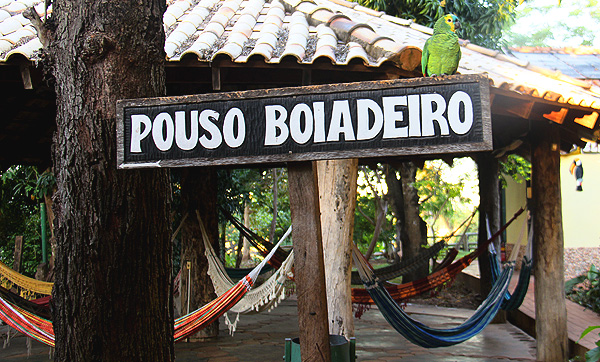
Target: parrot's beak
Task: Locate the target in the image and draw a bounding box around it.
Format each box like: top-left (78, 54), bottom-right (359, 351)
top-left (455, 21), bottom-right (461, 30)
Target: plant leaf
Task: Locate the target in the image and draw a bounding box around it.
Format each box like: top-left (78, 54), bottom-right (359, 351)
top-left (585, 347), bottom-right (600, 362)
top-left (580, 326), bottom-right (600, 341)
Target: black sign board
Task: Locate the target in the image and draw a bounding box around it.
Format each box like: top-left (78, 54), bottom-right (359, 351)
top-left (116, 74), bottom-right (491, 168)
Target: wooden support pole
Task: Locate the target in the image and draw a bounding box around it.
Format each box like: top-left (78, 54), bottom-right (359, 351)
top-left (288, 161), bottom-right (331, 362)
top-left (476, 153), bottom-right (506, 323)
top-left (531, 122), bottom-right (568, 362)
top-left (317, 159), bottom-right (357, 340)
top-left (476, 154), bottom-right (500, 291)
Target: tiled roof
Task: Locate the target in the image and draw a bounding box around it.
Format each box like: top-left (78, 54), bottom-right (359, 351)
top-left (1, 0), bottom-right (600, 110)
top-left (508, 47), bottom-right (600, 87)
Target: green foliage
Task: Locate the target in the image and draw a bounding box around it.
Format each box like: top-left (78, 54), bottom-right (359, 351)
top-left (0, 166), bottom-right (53, 276)
top-left (218, 168), bottom-right (291, 265)
top-left (354, 159), bottom-right (478, 257)
top-left (578, 326), bottom-right (600, 362)
top-left (503, 0), bottom-right (600, 48)
top-left (355, 0), bottom-right (518, 49)
top-left (565, 264), bottom-right (600, 315)
top-left (354, 165), bottom-right (396, 257)
top-left (499, 154), bottom-right (531, 188)
top-left (417, 159), bottom-right (478, 237)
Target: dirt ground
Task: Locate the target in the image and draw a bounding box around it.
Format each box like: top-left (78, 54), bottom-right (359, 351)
top-left (404, 281), bottom-right (484, 309)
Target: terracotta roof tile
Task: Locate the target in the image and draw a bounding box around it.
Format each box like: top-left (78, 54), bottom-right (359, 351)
top-left (3, 1), bottom-right (27, 14)
top-left (0, 10), bottom-right (9, 22)
top-left (0, 17), bottom-right (21, 35)
top-left (0, 0), bottom-right (597, 112)
top-left (0, 38), bottom-right (10, 52)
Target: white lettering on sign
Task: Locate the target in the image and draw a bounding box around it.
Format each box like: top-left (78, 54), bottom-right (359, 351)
top-left (262, 91), bottom-right (474, 146)
top-left (128, 91), bottom-right (475, 154)
top-left (130, 108), bottom-right (247, 152)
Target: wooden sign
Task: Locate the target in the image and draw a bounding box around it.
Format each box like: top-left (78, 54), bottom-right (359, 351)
top-left (116, 74), bottom-right (491, 168)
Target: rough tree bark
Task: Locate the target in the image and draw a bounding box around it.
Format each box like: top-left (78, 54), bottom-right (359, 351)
top-left (317, 159), bottom-right (358, 339)
top-left (398, 161), bottom-right (428, 282)
top-left (31, 1), bottom-right (174, 360)
top-left (180, 167), bottom-right (219, 340)
top-left (531, 123), bottom-right (568, 361)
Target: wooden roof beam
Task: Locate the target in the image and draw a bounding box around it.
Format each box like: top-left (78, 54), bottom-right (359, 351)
top-left (491, 93), bottom-right (534, 119)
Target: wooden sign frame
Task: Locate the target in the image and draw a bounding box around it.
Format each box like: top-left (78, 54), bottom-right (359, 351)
top-left (116, 74), bottom-right (492, 168)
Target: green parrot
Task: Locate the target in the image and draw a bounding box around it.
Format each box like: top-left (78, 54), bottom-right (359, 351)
top-left (421, 14), bottom-right (462, 77)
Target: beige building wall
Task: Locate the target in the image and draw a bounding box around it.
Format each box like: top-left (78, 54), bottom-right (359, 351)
top-left (560, 151), bottom-right (600, 248)
top-left (504, 176), bottom-right (529, 254)
top-left (503, 149), bottom-right (599, 249)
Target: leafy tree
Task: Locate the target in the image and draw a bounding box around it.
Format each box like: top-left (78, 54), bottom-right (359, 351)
top-left (218, 168), bottom-right (291, 266)
top-left (417, 159), bottom-right (478, 238)
top-left (354, 165), bottom-right (396, 258)
top-left (499, 154), bottom-right (531, 188)
top-left (0, 166), bottom-right (54, 276)
top-left (355, 0), bottom-right (519, 49)
top-left (503, 0), bottom-right (600, 47)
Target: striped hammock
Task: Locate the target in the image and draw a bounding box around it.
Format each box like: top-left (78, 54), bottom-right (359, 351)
top-left (350, 208), bottom-right (478, 285)
top-left (490, 216), bottom-right (533, 311)
top-left (204, 227), bottom-right (294, 315)
top-left (352, 241), bottom-right (514, 348)
top-left (0, 228), bottom-right (286, 346)
top-left (351, 207), bottom-right (525, 305)
top-left (225, 207), bottom-right (475, 285)
top-left (0, 261), bottom-right (53, 299)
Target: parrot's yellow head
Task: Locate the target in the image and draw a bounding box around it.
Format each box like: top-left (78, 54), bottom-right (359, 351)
top-left (435, 14), bottom-right (461, 33)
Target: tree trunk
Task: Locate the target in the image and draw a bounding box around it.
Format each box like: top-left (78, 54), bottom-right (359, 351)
top-left (317, 159), bottom-right (357, 339)
top-left (180, 167), bottom-right (219, 340)
top-left (241, 200), bottom-right (251, 264)
top-left (383, 165), bottom-right (404, 262)
top-left (43, 192), bottom-right (56, 274)
top-left (476, 153), bottom-right (500, 296)
top-left (531, 123), bottom-right (568, 361)
top-left (46, 1), bottom-right (173, 360)
top-left (399, 161), bottom-right (428, 282)
top-left (269, 168), bottom-right (279, 243)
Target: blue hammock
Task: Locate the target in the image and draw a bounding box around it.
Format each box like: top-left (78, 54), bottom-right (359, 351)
top-left (489, 253), bottom-right (532, 311)
top-left (352, 243), bottom-right (514, 348)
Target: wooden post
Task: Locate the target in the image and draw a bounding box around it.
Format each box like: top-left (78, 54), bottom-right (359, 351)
top-left (317, 159), bottom-right (357, 340)
top-left (288, 161), bottom-right (331, 362)
top-left (476, 153), bottom-right (505, 322)
top-left (13, 236), bottom-right (23, 272)
top-left (531, 122), bottom-right (568, 361)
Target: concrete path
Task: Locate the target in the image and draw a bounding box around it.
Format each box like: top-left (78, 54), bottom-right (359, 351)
top-left (0, 296), bottom-right (536, 361)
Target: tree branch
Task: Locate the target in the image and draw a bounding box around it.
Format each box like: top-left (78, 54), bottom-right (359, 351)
top-left (23, 7), bottom-right (51, 48)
